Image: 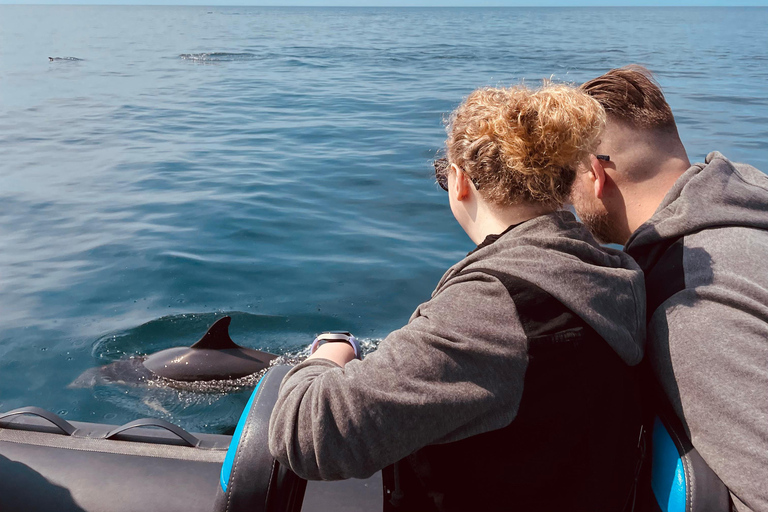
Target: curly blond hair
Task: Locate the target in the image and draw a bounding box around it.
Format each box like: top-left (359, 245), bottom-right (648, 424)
top-left (445, 82), bottom-right (605, 207)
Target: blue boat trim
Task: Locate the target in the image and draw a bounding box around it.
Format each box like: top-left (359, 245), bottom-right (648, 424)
top-left (220, 375), bottom-right (266, 492)
top-left (651, 416), bottom-right (687, 512)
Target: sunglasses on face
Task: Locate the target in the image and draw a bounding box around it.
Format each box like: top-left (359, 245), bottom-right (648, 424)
top-left (433, 158), bottom-right (481, 192)
top-left (434, 158), bottom-right (450, 191)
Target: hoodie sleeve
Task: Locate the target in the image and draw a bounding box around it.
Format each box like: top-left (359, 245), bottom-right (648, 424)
top-left (647, 228), bottom-right (768, 512)
top-left (268, 271), bottom-right (529, 481)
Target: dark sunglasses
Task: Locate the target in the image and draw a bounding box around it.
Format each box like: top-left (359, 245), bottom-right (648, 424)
top-left (433, 158), bottom-right (480, 192)
top-left (596, 154), bottom-right (610, 162)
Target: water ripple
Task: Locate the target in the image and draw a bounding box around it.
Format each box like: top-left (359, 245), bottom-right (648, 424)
top-left (179, 52), bottom-right (261, 61)
top-left (0, 4), bottom-right (766, 432)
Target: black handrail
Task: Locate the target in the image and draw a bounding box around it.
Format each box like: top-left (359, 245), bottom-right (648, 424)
top-left (0, 406), bottom-right (78, 436)
top-left (104, 418), bottom-right (202, 448)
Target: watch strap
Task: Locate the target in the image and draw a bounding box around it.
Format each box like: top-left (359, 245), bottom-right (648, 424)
top-left (309, 332), bottom-right (362, 360)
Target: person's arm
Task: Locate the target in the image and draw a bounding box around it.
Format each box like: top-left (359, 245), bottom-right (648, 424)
top-left (307, 340), bottom-right (356, 366)
top-left (268, 271), bottom-right (529, 481)
top-left (648, 238), bottom-right (768, 511)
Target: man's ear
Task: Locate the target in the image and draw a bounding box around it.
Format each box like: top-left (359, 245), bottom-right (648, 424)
top-left (589, 154), bottom-right (607, 200)
top-left (451, 163), bottom-right (471, 201)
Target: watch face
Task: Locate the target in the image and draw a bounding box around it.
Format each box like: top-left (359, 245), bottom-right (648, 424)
top-left (323, 331), bottom-right (352, 336)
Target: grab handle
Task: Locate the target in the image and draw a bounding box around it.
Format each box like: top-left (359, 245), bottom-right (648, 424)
top-left (0, 406), bottom-right (78, 436)
top-left (105, 418), bottom-right (202, 448)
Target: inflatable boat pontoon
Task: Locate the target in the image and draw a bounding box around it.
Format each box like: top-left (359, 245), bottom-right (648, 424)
top-left (0, 365), bottom-right (730, 512)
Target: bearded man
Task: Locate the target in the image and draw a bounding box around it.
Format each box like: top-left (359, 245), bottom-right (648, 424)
top-left (570, 65), bottom-right (768, 512)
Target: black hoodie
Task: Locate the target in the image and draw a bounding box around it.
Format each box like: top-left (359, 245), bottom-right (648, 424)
top-left (269, 211), bottom-right (646, 510)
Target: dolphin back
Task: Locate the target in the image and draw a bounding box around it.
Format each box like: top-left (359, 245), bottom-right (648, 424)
top-left (190, 316), bottom-right (240, 350)
top-left (141, 316), bottom-right (279, 381)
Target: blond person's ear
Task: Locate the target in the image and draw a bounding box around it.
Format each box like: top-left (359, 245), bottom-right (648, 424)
top-left (587, 154), bottom-right (607, 200)
top-left (451, 163), bottom-right (472, 201)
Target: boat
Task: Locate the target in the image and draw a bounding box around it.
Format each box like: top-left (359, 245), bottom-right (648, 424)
top-left (0, 364), bottom-right (731, 512)
top-left (0, 365), bottom-right (377, 512)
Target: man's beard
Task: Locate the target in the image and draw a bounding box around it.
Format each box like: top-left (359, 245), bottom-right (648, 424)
top-left (569, 186), bottom-right (623, 245)
top-left (578, 210), bottom-right (621, 245)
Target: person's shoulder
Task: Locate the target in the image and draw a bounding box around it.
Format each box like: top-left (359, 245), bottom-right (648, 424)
top-left (704, 151), bottom-right (768, 191)
top-left (683, 225), bottom-right (768, 287)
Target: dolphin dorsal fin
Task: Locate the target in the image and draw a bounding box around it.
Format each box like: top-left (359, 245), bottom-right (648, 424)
top-left (191, 316), bottom-right (240, 350)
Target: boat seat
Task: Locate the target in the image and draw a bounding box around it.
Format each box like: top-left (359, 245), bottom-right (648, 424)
top-left (214, 365), bottom-right (307, 512)
top-left (645, 410), bottom-right (731, 512)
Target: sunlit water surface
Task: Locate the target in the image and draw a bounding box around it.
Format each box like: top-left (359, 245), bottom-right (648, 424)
top-left (0, 6), bottom-right (766, 433)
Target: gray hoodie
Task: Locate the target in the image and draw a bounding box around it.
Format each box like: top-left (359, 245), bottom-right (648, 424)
top-left (625, 152), bottom-right (768, 512)
top-left (268, 210), bottom-right (645, 481)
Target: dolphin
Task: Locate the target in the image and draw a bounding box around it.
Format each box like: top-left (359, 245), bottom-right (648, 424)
top-left (70, 316), bottom-right (279, 389)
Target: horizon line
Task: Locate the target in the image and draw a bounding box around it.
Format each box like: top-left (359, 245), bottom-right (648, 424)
top-left (3, 1), bottom-right (767, 6)
top-left (2, 2), bottom-right (766, 5)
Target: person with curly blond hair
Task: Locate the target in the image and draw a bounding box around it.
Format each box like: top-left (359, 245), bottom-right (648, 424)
top-left (269, 83), bottom-right (647, 511)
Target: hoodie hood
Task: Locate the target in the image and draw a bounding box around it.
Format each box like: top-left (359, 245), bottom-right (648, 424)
top-left (627, 151), bottom-right (768, 257)
top-left (435, 210), bottom-right (646, 365)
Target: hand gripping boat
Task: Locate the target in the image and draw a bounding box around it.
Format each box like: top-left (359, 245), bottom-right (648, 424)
top-left (0, 365), bottom-right (731, 512)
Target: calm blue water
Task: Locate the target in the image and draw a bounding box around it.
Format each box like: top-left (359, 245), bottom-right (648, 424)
top-left (1, 6), bottom-right (767, 433)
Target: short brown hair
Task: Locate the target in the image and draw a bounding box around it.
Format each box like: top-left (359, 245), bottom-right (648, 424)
top-left (445, 83), bottom-right (605, 207)
top-left (580, 65), bottom-right (676, 130)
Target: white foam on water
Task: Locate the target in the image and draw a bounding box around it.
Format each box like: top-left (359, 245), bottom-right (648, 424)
top-left (148, 337), bottom-right (382, 393)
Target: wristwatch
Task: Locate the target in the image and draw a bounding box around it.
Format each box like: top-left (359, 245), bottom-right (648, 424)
top-left (309, 331), bottom-right (362, 360)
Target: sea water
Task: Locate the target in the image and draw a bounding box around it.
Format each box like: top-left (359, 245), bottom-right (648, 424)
top-left (0, 5), bottom-right (766, 433)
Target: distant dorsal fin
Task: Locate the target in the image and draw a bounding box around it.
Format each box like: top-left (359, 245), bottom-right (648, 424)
top-left (191, 316), bottom-right (240, 350)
